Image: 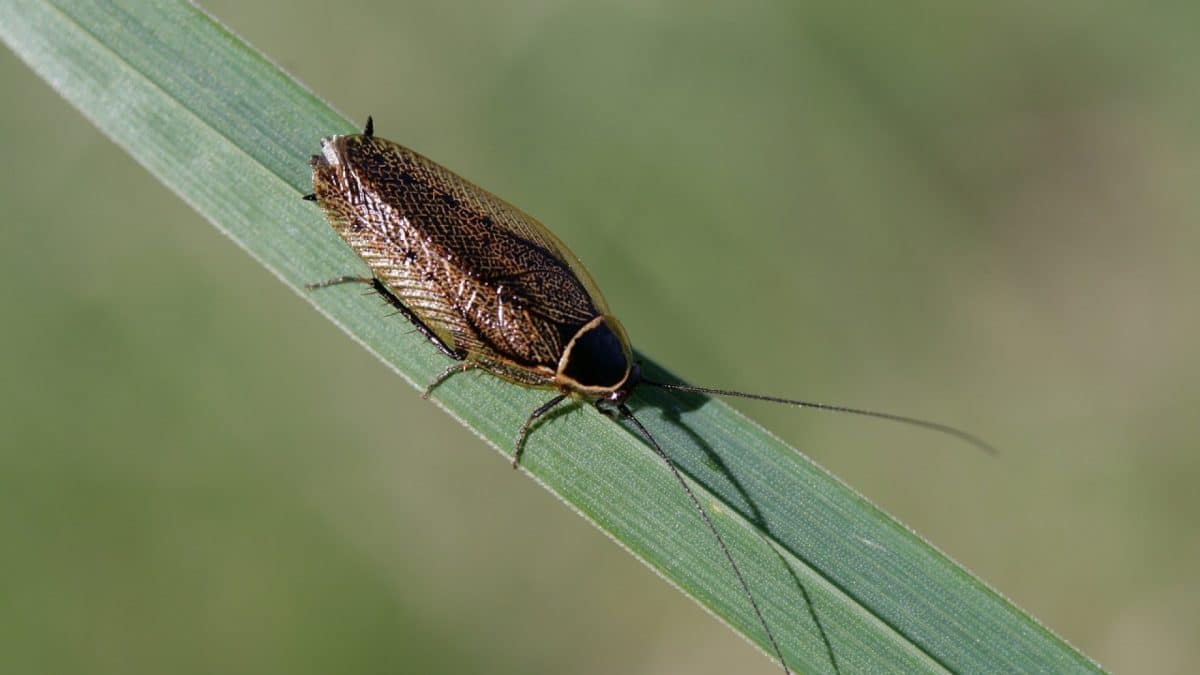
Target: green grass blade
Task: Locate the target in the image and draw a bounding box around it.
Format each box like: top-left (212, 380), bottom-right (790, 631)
top-left (0, 1), bottom-right (1103, 672)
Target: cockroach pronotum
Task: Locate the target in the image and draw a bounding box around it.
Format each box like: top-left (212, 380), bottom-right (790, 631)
top-left (304, 116), bottom-right (993, 674)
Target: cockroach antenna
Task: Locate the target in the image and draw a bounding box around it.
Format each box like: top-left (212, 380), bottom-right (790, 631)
top-left (641, 378), bottom-right (996, 455)
top-left (618, 403), bottom-right (792, 674)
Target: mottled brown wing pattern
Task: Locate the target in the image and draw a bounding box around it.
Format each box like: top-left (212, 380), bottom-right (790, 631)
top-left (311, 134), bottom-right (603, 375)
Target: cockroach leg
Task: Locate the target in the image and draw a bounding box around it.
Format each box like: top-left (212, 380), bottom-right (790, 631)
top-left (422, 362), bottom-right (478, 400)
top-left (307, 274), bottom-right (465, 361)
top-left (304, 274), bottom-right (374, 290)
top-left (512, 394), bottom-right (568, 469)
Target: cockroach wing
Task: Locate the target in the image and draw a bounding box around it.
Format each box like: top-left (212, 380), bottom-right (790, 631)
top-left (311, 134), bottom-right (615, 380)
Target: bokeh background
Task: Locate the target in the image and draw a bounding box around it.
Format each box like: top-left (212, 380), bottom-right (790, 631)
top-left (3, 2), bottom-right (1198, 673)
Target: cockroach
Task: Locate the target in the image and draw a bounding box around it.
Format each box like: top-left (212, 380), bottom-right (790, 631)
top-left (304, 116), bottom-right (993, 674)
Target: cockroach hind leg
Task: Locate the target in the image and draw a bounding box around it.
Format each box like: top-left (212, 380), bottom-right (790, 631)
top-left (359, 278), bottom-right (464, 361)
top-left (303, 275), bottom-right (374, 291)
top-left (422, 362), bottom-right (477, 400)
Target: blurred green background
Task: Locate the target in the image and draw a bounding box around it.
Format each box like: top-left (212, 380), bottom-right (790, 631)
top-left (2, 1), bottom-right (1198, 673)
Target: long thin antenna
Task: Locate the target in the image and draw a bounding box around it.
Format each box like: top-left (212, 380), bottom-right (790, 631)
top-left (619, 404), bottom-right (791, 675)
top-left (643, 379), bottom-right (996, 455)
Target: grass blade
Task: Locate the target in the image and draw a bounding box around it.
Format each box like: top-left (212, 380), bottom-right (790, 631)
top-left (0, 1), bottom-right (1103, 672)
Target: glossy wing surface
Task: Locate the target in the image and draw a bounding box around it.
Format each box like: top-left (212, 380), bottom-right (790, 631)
top-left (311, 134), bottom-right (607, 370)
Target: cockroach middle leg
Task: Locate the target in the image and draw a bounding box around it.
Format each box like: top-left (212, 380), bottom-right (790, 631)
top-left (512, 394), bottom-right (568, 469)
top-left (422, 362), bottom-right (479, 399)
top-left (306, 275), bottom-right (465, 361)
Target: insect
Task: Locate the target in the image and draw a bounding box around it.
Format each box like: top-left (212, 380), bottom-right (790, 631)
top-left (304, 117), bottom-right (993, 674)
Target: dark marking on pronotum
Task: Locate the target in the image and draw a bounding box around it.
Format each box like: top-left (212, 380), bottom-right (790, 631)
top-left (304, 116), bottom-right (995, 674)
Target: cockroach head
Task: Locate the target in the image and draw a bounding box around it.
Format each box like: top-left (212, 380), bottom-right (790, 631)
top-left (594, 361), bottom-right (641, 415)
